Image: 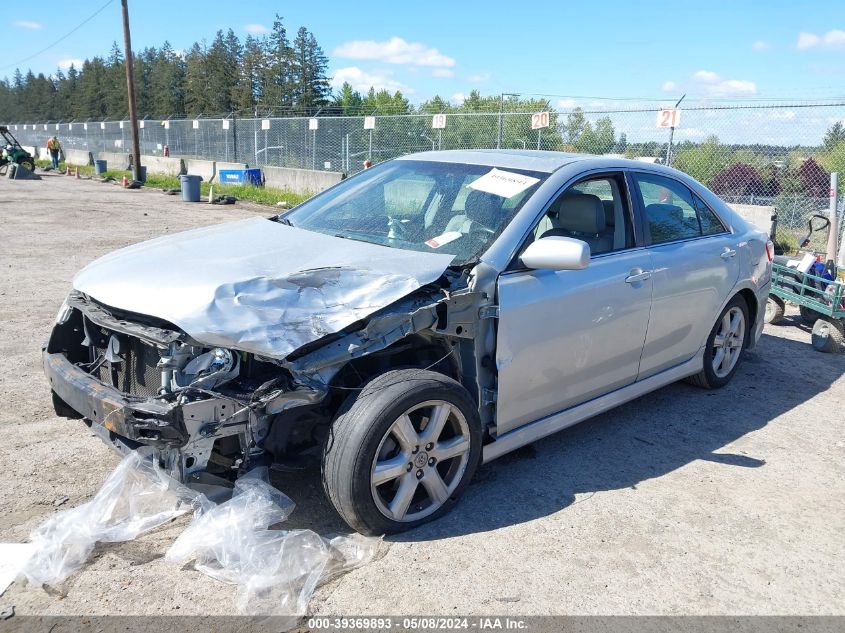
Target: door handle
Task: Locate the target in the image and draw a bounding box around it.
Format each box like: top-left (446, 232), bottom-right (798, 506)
top-left (625, 270), bottom-right (652, 284)
top-left (720, 248), bottom-right (737, 259)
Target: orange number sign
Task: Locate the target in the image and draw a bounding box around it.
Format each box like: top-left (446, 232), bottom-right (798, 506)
top-left (656, 109), bottom-right (681, 128)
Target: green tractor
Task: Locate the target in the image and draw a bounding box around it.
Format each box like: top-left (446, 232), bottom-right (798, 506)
top-left (0, 126), bottom-right (36, 172)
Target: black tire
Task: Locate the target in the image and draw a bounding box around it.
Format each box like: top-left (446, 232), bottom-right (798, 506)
top-left (811, 317), bottom-right (844, 353)
top-left (764, 296), bottom-right (785, 325)
top-left (686, 294), bottom-right (749, 390)
top-left (322, 369), bottom-right (482, 535)
top-left (18, 157), bottom-right (35, 172)
top-left (799, 305), bottom-right (820, 326)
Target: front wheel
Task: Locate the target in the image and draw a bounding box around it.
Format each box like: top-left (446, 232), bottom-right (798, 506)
top-left (686, 295), bottom-right (749, 389)
top-left (811, 317), bottom-right (844, 353)
top-left (322, 369), bottom-right (482, 535)
top-left (18, 156), bottom-right (35, 172)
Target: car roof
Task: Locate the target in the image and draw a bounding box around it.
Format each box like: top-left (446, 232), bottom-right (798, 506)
top-left (396, 149), bottom-right (684, 177)
top-left (396, 149), bottom-right (587, 173)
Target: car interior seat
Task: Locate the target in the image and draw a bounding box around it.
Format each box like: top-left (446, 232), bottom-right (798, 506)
top-left (540, 193), bottom-right (613, 254)
top-left (645, 203), bottom-right (694, 242)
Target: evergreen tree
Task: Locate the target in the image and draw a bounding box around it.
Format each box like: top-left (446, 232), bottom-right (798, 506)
top-left (150, 43), bottom-right (186, 118)
top-left (105, 42), bottom-right (127, 118)
top-left (235, 35), bottom-right (265, 113)
top-left (263, 14), bottom-right (293, 110)
top-left (332, 82), bottom-right (364, 115)
top-left (291, 27), bottom-right (330, 110)
top-left (184, 42), bottom-right (210, 116)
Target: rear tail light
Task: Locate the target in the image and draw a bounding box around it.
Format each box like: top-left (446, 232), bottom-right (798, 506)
top-left (765, 240), bottom-right (774, 262)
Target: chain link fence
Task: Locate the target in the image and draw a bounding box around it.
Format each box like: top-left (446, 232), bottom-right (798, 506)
top-left (8, 102), bottom-right (845, 253)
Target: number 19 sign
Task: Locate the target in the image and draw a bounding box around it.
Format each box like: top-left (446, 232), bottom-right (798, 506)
top-left (531, 111), bottom-right (550, 130)
top-left (656, 108), bottom-right (681, 128)
top-left (431, 113), bottom-right (446, 129)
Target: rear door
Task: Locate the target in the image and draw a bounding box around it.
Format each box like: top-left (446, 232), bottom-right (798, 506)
top-left (631, 172), bottom-right (740, 379)
top-left (495, 172), bottom-right (653, 434)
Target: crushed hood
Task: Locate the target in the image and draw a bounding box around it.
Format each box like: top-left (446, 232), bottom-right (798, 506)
top-left (73, 217), bottom-right (455, 359)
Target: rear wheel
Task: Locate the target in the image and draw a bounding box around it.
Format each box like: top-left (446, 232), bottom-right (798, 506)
top-left (322, 369), bottom-right (482, 535)
top-left (811, 317), bottom-right (844, 353)
top-left (17, 156), bottom-right (34, 172)
top-left (764, 296), bottom-right (785, 325)
top-left (687, 295), bottom-right (748, 390)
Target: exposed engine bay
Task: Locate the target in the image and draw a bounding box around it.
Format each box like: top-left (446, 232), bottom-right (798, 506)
top-left (44, 263), bottom-right (495, 488)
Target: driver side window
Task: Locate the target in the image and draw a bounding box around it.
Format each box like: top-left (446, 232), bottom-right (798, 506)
top-left (532, 174), bottom-right (634, 256)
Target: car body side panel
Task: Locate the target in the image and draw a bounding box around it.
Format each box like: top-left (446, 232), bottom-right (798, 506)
top-left (636, 234), bottom-right (741, 380)
top-left (495, 249), bottom-right (653, 435)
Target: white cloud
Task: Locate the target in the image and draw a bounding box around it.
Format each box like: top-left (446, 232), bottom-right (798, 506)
top-left (769, 110), bottom-right (796, 121)
top-left (467, 72), bottom-right (491, 83)
top-left (243, 23), bottom-right (269, 35)
top-left (797, 32), bottom-right (821, 49)
top-left (13, 20), bottom-right (41, 29)
top-left (797, 29), bottom-right (845, 50)
top-left (752, 40), bottom-right (771, 51)
top-left (57, 58), bottom-right (84, 70)
top-left (690, 69), bottom-right (757, 97)
top-left (432, 68), bottom-right (454, 78)
top-left (330, 66), bottom-right (414, 94)
top-left (662, 80), bottom-right (677, 92)
top-left (334, 37), bottom-right (455, 67)
top-left (451, 92), bottom-right (466, 103)
top-left (557, 98), bottom-right (577, 109)
top-left (692, 70), bottom-right (720, 83)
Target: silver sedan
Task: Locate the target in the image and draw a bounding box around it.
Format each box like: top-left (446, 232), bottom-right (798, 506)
top-left (44, 150), bottom-right (773, 534)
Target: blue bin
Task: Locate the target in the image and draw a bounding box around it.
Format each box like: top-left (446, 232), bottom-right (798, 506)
top-left (94, 159), bottom-right (107, 175)
top-left (179, 174), bottom-right (202, 202)
top-left (218, 168), bottom-right (262, 185)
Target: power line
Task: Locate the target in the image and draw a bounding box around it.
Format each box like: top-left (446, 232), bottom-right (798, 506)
top-left (0, 0), bottom-right (116, 73)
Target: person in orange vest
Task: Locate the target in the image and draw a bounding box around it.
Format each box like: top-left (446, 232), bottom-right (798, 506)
top-left (46, 136), bottom-right (62, 169)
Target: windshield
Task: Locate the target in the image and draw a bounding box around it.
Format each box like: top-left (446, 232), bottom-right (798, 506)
top-left (283, 159), bottom-right (547, 265)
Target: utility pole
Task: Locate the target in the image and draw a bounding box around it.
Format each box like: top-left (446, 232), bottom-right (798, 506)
top-left (497, 93), bottom-right (520, 149)
top-left (664, 93), bottom-right (686, 166)
top-left (121, 0), bottom-right (142, 181)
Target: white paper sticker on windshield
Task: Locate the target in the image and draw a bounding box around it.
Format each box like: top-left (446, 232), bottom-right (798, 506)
top-left (425, 231), bottom-right (462, 249)
top-left (467, 168), bottom-right (540, 199)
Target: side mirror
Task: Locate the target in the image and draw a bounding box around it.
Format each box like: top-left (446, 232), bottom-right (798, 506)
top-left (520, 236), bottom-right (590, 270)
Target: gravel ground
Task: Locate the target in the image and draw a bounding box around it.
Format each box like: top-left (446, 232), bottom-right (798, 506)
top-left (0, 173), bottom-right (843, 618)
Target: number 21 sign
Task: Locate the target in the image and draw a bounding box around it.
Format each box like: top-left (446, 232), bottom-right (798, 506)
top-left (656, 109), bottom-right (681, 128)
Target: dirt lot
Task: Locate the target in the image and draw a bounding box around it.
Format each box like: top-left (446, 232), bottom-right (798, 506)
top-left (0, 173), bottom-right (843, 617)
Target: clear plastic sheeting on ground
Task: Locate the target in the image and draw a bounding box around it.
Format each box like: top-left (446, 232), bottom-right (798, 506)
top-left (19, 449), bottom-right (208, 587)
top-left (166, 467), bottom-right (380, 623)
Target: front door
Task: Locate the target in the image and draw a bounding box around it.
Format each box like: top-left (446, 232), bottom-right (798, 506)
top-left (494, 172), bottom-right (653, 435)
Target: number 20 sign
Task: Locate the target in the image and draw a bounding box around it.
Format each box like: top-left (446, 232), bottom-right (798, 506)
top-left (531, 111), bottom-right (550, 130)
top-left (656, 108), bottom-right (681, 128)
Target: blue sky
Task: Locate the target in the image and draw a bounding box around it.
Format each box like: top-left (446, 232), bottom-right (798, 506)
top-left (4, 0), bottom-right (845, 106)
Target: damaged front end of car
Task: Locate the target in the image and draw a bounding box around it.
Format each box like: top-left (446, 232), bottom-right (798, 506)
top-left (44, 268), bottom-right (495, 490)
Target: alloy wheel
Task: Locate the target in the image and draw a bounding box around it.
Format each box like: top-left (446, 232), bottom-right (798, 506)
top-left (370, 400), bottom-right (471, 522)
top-left (712, 306), bottom-right (745, 378)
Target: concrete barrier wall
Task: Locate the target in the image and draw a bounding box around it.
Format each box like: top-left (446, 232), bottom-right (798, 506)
top-left (185, 159), bottom-right (216, 182)
top-left (37, 148), bottom-right (50, 161)
top-left (22, 146), bottom-right (38, 159)
top-left (141, 155), bottom-right (185, 176)
top-left (728, 203), bottom-right (776, 236)
top-left (98, 151), bottom-right (132, 170)
top-left (64, 149), bottom-right (94, 165)
top-left (262, 166), bottom-right (343, 195)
